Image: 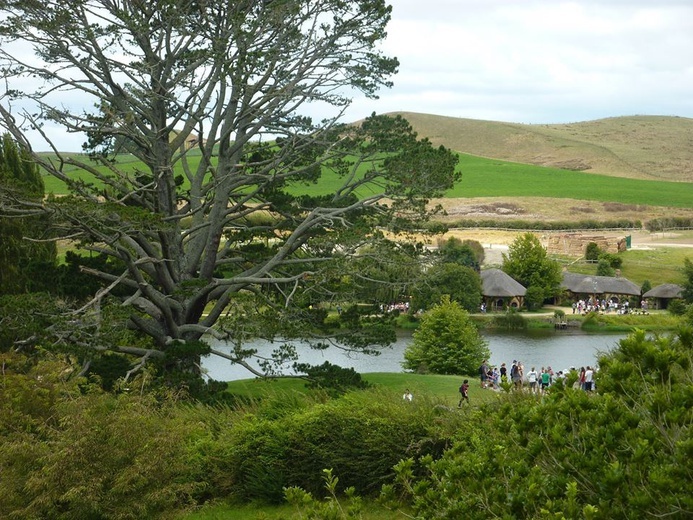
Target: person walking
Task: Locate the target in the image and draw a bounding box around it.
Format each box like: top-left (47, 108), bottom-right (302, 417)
top-left (458, 379), bottom-right (470, 406)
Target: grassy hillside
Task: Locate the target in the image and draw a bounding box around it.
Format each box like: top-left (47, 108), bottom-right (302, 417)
top-left (389, 112), bottom-right (693, 182)
top-left (39, 148), bottom-right (693, 211)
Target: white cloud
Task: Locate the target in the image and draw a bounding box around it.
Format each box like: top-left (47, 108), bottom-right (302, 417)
top-left (344, 0), bottom-right (693, 123)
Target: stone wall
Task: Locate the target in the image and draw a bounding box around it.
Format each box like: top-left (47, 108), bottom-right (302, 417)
top-left (546, 233), bottom-right (626, 257)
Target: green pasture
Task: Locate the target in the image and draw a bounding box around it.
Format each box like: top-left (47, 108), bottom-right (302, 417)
top-left (448, 154), bottom-right (693, 207)
top-left (40, 151), bottom-right (693, 209)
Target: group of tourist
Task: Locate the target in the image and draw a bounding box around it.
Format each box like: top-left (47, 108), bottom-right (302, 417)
top-left (571, 298), bottom-right (645, 315)
top-left (476, 359), bottom-right (597, 395)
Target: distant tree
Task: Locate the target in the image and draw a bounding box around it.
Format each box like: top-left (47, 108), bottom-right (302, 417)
top-left (682, 258), bottom-right (693, 304)
top-left (524, 285), bottom-right (545, 311)
top-left (502, 233), bottom-right (562, 301)
top-left (411, 263), bottom-right (482, 313)
top-left (598, 252), bottom-right (623, 269)
top-left (437, 237), bottom-right (481, 271)
top-left (641, 279), bottom-right (652, 296)
top-left (596, 258), bottom-right (615, 277)
top-left (403, 296), bottom-right (489, 375)
top-left (585, 242), bottom-right (601, 261)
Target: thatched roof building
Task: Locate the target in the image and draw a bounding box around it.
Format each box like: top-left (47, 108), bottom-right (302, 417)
top-left (481, 268), bottom-right (526, 310)
top-left (561, 272), bottom-right (640, 302)
top-left (643, 283), bottom-right (683, 299)
top-left (643, 283), bottom-right (683, 309)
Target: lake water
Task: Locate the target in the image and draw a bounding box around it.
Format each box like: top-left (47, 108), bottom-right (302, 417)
top-left (202, 329), bottom-right (628, 381)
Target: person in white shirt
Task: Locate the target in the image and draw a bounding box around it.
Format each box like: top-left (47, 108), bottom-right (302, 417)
top-left (527, 367), bottom-right (539, 393)
top-left (584, 366), bottom-right (594, 391)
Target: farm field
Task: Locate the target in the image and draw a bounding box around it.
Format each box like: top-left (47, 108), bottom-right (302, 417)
top-left (40, 149), bottom-right (693, 212)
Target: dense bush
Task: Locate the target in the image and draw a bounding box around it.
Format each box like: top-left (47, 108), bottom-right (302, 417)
top-left (585, 241), bottom-right (601, 260)
top-left (196, 389), bottom-right (462, 503)
top-left (646, 217), bottom-right (693, 231)
top-left (0, 360), bottom-right (205, 519)
top-left (492, 308), bottom-right (528, 329)
top-left (667, 298), bottom-right (687, 316)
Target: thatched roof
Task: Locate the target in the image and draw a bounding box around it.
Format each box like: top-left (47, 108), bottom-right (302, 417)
top-left (481, 269), bottom-right (526, 297)
top-left (643, 283), bottom-right (683, 299)
top-left (561, 272), bottom-right (640, 296)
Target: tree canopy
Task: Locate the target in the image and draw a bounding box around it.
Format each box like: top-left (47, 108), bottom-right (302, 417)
top-left (411, 262), bottom-right (481, 313)
top-left (403, 296), bottom-right (489, 375)
top-left (0, 1), bottom-right (459, 381)
top-left (682, 258), bottom-right (693, 304)
top-left (502, 232), bottom-right (562, 303)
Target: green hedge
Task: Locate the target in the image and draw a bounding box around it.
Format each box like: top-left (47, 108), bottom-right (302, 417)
top-left (428, 218), bottom-right (642, 231)
top-left (197, 389), bottom-right (461, 503)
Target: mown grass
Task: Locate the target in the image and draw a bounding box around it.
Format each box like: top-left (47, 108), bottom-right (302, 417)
top-left (225, 372), bottom-right (503, 408)
top-left (448, 154), bottom-right (693, 208)
top-left (40, 150), bottom-right (693, 209)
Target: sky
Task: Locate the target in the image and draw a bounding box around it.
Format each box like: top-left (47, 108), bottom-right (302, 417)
top-left (345, 0), bottom-right (693, 124)
top-left (9, 0), bottom-right (693, 151)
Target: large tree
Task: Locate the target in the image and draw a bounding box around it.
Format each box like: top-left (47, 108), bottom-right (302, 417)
top-left (502, 232), bottom-right (562, 304)
top-left (0, 1), bottom-right (459, 379)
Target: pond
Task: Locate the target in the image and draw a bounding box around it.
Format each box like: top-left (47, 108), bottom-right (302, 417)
top-left (201, 329), bottom-right (628, 381)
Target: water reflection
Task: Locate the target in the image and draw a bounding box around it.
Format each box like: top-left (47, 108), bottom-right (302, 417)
top-left (202, 329), bottom-right (628, 382)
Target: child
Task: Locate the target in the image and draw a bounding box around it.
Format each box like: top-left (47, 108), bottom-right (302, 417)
top-left (458, 379), bottom-right (470, 406)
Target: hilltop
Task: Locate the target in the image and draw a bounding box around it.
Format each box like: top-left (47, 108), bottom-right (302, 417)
top-left (384, 112), bottom-right (693, 183)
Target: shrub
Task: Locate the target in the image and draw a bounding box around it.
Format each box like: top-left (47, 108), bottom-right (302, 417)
top-left (295, 361), bottom-right (371, 397)
top-left (202, 389), bottom-right (461, 502)
top-left (667, 298), bottom-right (687, 316)
top-left (0, 368), bottom-right (205, 519)
top-left (596, 258), bottom-right (615, 276)
top-left (585, 242), bottom-right (601, 261)
top-left (493, 308), bottom-right (528, 330)
top-left (598, 251), bottom-right (623, 268)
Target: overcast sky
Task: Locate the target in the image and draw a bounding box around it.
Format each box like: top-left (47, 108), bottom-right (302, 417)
top-left (345, 0), bottom-right (693, 124)
top-left (13, 0), bottom-right (693, 151)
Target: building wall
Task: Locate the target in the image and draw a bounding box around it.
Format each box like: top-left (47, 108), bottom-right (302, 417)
top-left (546, 233), bottom-right (626, 257)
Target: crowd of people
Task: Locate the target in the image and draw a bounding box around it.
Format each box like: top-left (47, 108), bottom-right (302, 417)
top-left (571, 298), bottom-right (648, 315)
top-left (474, 359), bottom-right (596, 395)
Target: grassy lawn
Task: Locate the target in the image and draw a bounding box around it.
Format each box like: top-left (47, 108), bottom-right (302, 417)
top-left (40, 150), bottom-right (693, 209)
top-left (225, 372), bottom-right (503, 408)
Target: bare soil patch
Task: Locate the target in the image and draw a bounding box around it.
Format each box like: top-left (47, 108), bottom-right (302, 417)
top-left (432, 196), bottom-right (693, 224)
